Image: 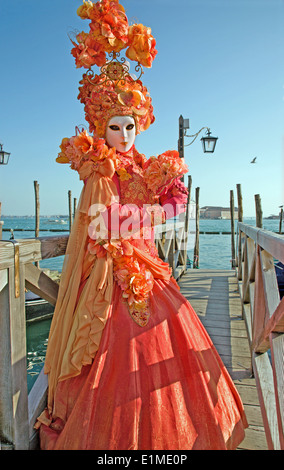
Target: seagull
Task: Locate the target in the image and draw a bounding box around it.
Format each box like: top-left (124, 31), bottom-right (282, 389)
top-left (250, 157), bottom-right (257, 163)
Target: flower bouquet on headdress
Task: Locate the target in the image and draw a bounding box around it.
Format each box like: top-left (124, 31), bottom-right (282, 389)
top-left (71, 0), bottom-right (157, 69)
top-left (143, 150), bottom-right (188, 197)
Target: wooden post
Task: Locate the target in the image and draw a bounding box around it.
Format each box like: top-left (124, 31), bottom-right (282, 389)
top-left (255, 194), bottom-right (263, 228)
top-left (182, 175), bottom-right (192, 270)
top-left (73, 197), bottom-right (77, 220)
top-left (0, 247), bottom-right (29, 449)
top-left (34, 181), bottom-right (40, 238)
top-left (0, 202), bottom-right (3, 240)
top-left (236, 184), bottom-right (243, 223)
top-left (236, 184), bottom-right (243, 276)
top-left (34, 181), bottom-right (40, 268)
top-left (68, 190), bottom-right (72, 231)
top-left (230, 190), bottom-right (236, 268)
top-left (279, 207), bottom-right (283, 234)
top-left (193, 187), bottom-right (200, 269)
top-left (178, 115), bottom-right (184, 160)
top-left (178, 115), bottom-right (185, 183)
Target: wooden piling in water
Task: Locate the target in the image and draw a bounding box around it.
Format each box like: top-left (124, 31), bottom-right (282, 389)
top-left (230, 190), bottom-right (236, 268)
top-left (68, 190), bottom-right (72, 231)
top-left (182, 175), bottom-right (192, 269)
top-left (279, 207), bottom-right (283, 234)
top-left (73, 197), bottom-right (77, 219)
top-left (255, 194), bottom-right (263, 228)
top-left (0, 202), bottom-right (3, 240)
top-left (34, 181), bottom-right (40, 238)
top-left (34, 181), bottom-right (40, 268)
top-left (236, 184), bottom-right (243, 278)
top-left (193, 187), bottom-right (200, 269)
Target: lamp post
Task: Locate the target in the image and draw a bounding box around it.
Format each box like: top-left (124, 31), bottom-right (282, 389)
top-left (0, 143), bottom-right (10, 239)
top-left (178, 115), bottom-right (218, 158)
top-left (0, 143), bottom-right (11, 165)
top-left (178, 116), bottom-right (218, 269)
top-left (178, 115), bottom-right (189, 159)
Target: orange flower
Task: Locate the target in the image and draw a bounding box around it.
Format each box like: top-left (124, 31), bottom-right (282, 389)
top-left (88, 239), bottom-right (107, 258)
top-left (71, 32), bottom-right (106, 68)
top-left (129, 268), bottom-right (154, 301)
top-left (104, 240), bottom-right (124, 258)
top-left (116, 167), bottom-right (132, 181)
top-left (126, 24), bottom-right (158, 68)
top-left (113, 251), bottom-right (154, 309)
top-left (143, 158), bottom-right (165, 192)
top-left (73, 129), bottom-right (94, 154)
top-left (77, 1), bottom-right (95, 19)
top-left (56, 138), bottom-right (71, 163)
top-left (143, 151), bottom-right (188, 193)
top-left (118, 90), bottom-right (143, 108)
top-left (86, 0), bottom-right (129, 54)
top-left (56, 129), bottom-right (118, 178)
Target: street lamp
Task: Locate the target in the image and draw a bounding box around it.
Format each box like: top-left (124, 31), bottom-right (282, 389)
top-left (0, 143), bottom-right (11, 165)
top-left (178, 115), bottom-right (218, 157)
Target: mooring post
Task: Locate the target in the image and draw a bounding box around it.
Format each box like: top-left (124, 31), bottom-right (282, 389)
top-left (0, 202), bottom-right (3, 240)
top-left (236, 184), bottom-right (243, 278)
top-left (0, 243), bottom-right (29, 449)
top-left (230, 190), bottom-right (236, 268)
top-left (255, 194), bottom-right (263, 228)
top-left (193, 187), bottom-right (200, 269)
top-left (279, 207), bottom-right (283, 234)
top-left (181, 175), bottom-right (192, 271)
top-left (68, 190), bottom-right (72, 231)
top-left (34, 181), bottom-right (40, 238)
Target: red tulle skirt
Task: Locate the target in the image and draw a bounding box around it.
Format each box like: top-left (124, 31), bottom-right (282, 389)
top-left (40, 279), bottom-right (247, 450)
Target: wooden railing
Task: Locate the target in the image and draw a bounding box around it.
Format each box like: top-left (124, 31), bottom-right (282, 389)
top-left (236, 222), bottom-right (284, 449)
top-left (0, 211), bottom-right (190, 449)
top-left (0, 235), bottom-right (68, 450)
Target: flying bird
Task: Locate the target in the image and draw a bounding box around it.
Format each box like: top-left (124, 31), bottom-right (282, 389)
top-left (250, 157), bottom-right (257, 163)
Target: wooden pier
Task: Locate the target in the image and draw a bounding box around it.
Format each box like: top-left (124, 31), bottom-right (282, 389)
top-left (179, 269), bottom-right (268, 450)
top-left (0, 183), bottom-right (284, 449)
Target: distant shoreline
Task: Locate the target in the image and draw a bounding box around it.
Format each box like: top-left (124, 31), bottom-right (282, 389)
top-left (1, 214), bottom-right (280, 220)
top-left (2, 215), bottom-right (69, 218)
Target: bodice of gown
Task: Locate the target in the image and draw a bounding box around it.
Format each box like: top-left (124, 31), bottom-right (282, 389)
top-left (119, 167), bottom-right (156, 207)
top-left (116, 154), bottom-right (158, 258)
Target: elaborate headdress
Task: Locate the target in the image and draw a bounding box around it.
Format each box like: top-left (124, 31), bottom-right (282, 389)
top-left (70, 0), bottom-right (158, 137)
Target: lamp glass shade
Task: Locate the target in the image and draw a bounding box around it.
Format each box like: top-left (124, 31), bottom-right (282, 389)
top-left (201, 133), bottom-right (218, 153)
top-left (0, 150), bottom-right (10, 165)
top-left (0, 147), bottom-right (10, 165)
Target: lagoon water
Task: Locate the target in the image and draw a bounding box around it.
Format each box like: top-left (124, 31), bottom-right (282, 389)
top-left (1, 215), bottom-right (281, 390)
top-left (2, 215), bottom-right (281, 270)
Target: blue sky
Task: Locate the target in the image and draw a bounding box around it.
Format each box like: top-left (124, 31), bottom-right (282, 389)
top-left (0, 0), bottom-right (283, 217)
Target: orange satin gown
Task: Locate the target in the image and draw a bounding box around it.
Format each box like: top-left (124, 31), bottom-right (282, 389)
top-left (39, 159), bottom-right (248, 450)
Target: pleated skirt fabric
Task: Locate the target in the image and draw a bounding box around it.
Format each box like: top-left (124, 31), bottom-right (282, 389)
top-left (40, 279), bottom-right (247, 450)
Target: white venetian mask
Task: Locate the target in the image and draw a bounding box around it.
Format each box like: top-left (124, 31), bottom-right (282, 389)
top-left (105, 115), bottom-right (136, 153)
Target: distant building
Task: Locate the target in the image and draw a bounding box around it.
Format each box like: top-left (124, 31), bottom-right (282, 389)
top-left (188, 200), bottom-right (196, 220)
top-left (200, 206), bottom-right (238, 220)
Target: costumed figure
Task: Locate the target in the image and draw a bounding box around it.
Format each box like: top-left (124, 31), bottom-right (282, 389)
top-left (36, 0), bottom-right (248, 450)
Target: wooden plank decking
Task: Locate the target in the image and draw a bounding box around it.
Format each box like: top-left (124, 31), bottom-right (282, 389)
top-left (178, 269), bottom-right (268, 450)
